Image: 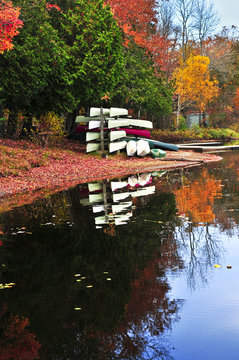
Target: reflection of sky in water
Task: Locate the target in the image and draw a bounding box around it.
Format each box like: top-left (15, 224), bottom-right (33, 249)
top-left (167, 221), bottom-right (239, 360)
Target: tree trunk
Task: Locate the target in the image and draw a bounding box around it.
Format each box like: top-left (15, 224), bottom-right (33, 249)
top-left (176, 95), bottom-right (181, 129)
top-left (6, 110), bottom-right (18, 138)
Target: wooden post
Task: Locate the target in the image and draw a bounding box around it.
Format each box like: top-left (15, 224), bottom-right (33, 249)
top-left (102, 180), bottom-right (108, 223)
top-left (100, 107), bottom-right (105, 158)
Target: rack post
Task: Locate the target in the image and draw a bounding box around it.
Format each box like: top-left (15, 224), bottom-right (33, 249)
top-left (100, 107), bottom-right (105, 158)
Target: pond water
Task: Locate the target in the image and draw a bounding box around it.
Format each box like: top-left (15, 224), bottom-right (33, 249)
top-left (0, 152), bottom-right (239, 359)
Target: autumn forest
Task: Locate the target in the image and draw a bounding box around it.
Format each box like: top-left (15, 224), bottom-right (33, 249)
top-left (1, 0), bottom-right (239, 138)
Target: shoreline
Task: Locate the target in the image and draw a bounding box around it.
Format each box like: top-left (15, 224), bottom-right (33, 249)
top-left (0, 140), bottom-right (222, 213)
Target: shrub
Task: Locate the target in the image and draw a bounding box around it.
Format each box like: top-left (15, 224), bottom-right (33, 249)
top-left (31, 112), bottom-right (65, 146)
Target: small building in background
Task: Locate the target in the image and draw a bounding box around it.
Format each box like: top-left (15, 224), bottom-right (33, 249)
top-left (185, 112), bottom-right (209, 128)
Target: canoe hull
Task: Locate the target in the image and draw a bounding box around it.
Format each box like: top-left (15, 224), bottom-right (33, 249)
top-left (109, 140), bottom-right (127, 153)
top-left (137, 139), bottom-right (151, 157)
top-left (126, 140), bottom-right (137, 156)
top-left (124, 136), bottom-right (178, 151)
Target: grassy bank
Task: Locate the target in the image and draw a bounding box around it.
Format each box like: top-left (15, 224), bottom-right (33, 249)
top-left (0, 139), bottom-right (79, 177)
top-left (152, 127), bottom-right (239, 143)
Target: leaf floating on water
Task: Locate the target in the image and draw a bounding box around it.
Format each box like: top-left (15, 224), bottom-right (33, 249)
top-left (106, 278), bottom-right (111, 281)
top-left (86, 285), bottom-right (93, 288)
top-left (103, 272), bottom-right (109, 274)
top-left (0, 282), bottom-right (16, 289)
top-left (74, 274), bottom-right (81, 277)
top-left (227, 265), bottom-right (232, 269)
top-left (74, 307), bottom-right (82, 311)
top-left (76, 279), bottom-right (81, 282)
top-left (81, 277), bottom-right (86, 280)
top-left (214, 264), bottom-right (222, 268)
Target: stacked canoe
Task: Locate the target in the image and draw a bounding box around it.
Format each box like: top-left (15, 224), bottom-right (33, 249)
top-left (74, 107), bottom-right (178, 156)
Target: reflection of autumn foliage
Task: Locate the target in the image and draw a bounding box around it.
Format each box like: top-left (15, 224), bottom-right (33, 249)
top-left (175, 169), bottom-right (222, 223)
top-left (80, 248), bottom-right (182, 359)
top-left (111, 254), bottom-right (181, 358)
top-left (123, 254), bottom-right (181, 332)
top-left (0, 310), bottom-right (41, 360)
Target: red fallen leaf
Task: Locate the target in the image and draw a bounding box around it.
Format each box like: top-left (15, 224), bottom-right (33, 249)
top-left (0, 139), bottom-right (222, 212)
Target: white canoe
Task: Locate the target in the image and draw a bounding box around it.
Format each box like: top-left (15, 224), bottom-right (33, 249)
top-left (137, 140), bottom-right (150, 157)
top-left (109, 140), bottom-right (127, 153)
top-left (126, 140), bottom-right (137, 157)
top-left (86, 143), bottom-right (101, 153)
top-left (109, 130), bottom-right (126, 141)
top-left (90, 107), bottom-right (110, 117)
top-left (76, 116), bottom-right (93, 123)
top-left (129, 119), bottom-right (153, 129)
top-left (108, 119), bottom-right (129, 129)
top-left (86, 130), bottom-right (126, 142)
top-left (109, 107), bottom-right (128, 117)
top-left (88, 120), bottom-right (101, 130)
top-left (86, 132), bottom-right (101, 141)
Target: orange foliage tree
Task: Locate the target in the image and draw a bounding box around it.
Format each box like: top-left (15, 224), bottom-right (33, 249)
top-left (233, 87), bottom-right (239, 111)
top-left (173, 55), bottom-right (219, 115)
top-left (0, 0), bottom-right (23, 53)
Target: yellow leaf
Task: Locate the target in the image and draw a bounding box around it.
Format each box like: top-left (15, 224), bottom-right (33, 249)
top-left (214, 264), bottom-right (222, 268)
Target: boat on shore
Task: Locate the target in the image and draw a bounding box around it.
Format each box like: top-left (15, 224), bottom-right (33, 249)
top-left (150, 148), bottom-right (166, 158)
top-left (76, 125), bottom-right (151, 138)
top-left (137, 139), bottom-right (151, 157)
top-left (124, 136), bottom-right (178, 152)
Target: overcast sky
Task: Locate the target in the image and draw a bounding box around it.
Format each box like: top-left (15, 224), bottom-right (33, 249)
top-left (213, 0), bottom-right (239, 30)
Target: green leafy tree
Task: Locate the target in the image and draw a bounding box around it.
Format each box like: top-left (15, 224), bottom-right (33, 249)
top-left (111, 45), bottom-right (173, 123)
top-left (0, 0), bottom-right (124, 137)
top-left (58, 0), bottom-right (124, 108)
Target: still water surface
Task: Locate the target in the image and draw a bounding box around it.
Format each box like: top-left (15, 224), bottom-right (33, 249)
top-left (0, 152), bottom-right (239, 359)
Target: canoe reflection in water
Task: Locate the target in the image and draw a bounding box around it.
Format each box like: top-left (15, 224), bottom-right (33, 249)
top-left (78, 172), bottom-right (161, 228)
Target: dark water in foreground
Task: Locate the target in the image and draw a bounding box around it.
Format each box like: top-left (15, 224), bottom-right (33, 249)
top-left (1, 152), bottom-right (239, 359)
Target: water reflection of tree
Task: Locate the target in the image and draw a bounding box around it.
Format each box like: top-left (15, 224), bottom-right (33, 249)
top-left (169, 159), bottom-right (239, 288)
top-left (175, 222), bottom-right (224, 288)
top-left (0, 187), bottom-right (182, 359)
top-left (0, 305), bottom-right (41, 360)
